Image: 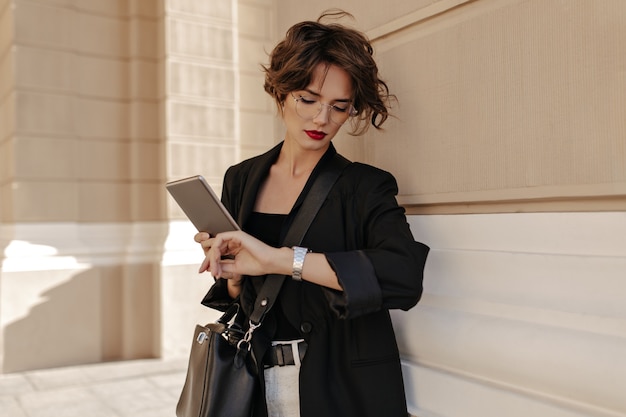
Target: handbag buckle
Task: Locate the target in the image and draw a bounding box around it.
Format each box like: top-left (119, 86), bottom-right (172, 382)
top-left (196, 331), bottom-right (208, 345)
top-left (236, 320), bottom-right (261, 351)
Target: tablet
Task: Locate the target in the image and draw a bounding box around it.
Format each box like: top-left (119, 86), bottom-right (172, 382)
top-left (166, 175), bottom-right (240, 234)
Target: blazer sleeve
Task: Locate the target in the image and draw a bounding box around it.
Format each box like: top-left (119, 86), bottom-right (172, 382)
top-left (324, 169), bottom-right (429, 319)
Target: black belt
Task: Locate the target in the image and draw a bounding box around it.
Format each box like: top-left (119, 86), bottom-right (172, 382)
top-left (264, 341), bottom-right (307, 368)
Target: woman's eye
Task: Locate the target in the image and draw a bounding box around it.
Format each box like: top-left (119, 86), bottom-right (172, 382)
top-left (299, 97), bottom-right (316, 104)
top-left (332, 105), bottom-right (348, 113)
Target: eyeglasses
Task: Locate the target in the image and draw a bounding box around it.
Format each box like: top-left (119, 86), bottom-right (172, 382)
top-left (291, 93), bottom-right (356, 125)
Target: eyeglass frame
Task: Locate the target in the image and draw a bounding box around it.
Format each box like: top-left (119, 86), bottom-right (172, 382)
top-left (290, 92), bottom-right (357, 125)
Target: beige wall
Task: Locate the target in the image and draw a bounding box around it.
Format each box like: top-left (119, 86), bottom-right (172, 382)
top-left (160, 0), bottom-right (279, 358)
top-left (0, 0), bottom-right (166, 372)
top-left (1, 0), bottom-right (625, 416)
top-left (270, 1), bottom-right (625, 416)
top-left (370, 0), bottom-right (626, 214)
top-left (0, 0), bottom-right (278, 371)
top-left (275, 1), bottom-right (624, 416)
top-left (0, 0), bottom-right (164, 223)
top-left (399, 212), bottom-right (626, 417)
top-left (276, 0), bottom-right (626, 214)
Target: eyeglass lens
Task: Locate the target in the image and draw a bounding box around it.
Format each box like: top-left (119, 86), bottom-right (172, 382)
top-left (293, 95), bottom-right (353, 125)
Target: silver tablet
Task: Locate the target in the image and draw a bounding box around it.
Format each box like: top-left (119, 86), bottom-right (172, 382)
top-left (166, 175), bottom-right (240, 234)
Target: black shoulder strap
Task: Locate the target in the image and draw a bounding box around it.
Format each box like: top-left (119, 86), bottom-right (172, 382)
top-left (248, 153), bottom-right (350, 325)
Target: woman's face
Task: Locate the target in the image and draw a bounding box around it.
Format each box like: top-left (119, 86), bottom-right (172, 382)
top-left (282, 63), bottom-right (354, 153)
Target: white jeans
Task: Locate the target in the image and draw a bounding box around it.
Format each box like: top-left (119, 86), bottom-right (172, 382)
top-left (264, 340), bottom-right (303, 417)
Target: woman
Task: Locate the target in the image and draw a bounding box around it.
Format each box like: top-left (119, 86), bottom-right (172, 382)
top-left (195, 10), bottom-right (429, 417)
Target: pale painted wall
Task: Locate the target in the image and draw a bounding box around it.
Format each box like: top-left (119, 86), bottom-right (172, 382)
top-left (160, 0), bottom-right (280, 358)
top-left (272, 1), bottom-right (626, 417)
top-left (397, 212), bottom-right (626, 417)
top-left (1, 1), bottom-right (625, 417)
top-left (0, 0), bottom-right (167, 371)
top-left (0, 0), bottom-right (280, 369)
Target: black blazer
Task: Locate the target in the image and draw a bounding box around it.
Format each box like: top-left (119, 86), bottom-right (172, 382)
top-left (202, 142), bottom-right (429, 417)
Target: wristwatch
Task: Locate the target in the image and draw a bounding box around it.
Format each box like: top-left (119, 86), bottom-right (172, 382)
top-left (292, 246), bottom-right (308, 281)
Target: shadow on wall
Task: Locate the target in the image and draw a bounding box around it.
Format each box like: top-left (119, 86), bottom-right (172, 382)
top-left (2, 262), bottom-right (162, 373)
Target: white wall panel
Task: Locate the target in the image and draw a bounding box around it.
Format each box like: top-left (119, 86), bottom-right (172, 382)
top-left (397, 212), bottom-right (626, 417)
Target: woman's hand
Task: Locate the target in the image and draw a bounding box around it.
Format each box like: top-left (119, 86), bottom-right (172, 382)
top-left (194, 231), bottom-right (290, 279)
top-left (193, 230), bottom-right (343, 292)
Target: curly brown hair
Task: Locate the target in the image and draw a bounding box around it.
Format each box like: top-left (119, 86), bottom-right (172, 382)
top-left (263, 10), bottom-right (395, 136)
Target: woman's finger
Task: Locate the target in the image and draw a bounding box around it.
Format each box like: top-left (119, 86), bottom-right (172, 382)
top-left (194, 232), bottom-right (210, 243)
top-left (198, 256), bottom-right (210, 273)
top-left (208, 244), bottom-right (224, 277)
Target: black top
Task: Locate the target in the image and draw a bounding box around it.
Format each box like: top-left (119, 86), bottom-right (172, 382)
top-left (244, 211), bottom-right (301, 340)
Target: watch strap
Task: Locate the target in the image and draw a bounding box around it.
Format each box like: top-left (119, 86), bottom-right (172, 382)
top-left (291, 246), bottom-right (308, 281)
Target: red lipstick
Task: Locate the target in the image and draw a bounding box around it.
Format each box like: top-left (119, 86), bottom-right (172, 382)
top-left (305, 130), bottom-right (327, 140)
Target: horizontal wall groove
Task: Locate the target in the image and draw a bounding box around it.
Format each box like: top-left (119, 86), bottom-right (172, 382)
top-left (403, 195), bottom-right (626, 215)
top-left (164, 53), bottom-right (236, 67)
top-left (418, 295), bottom-right (626, 339)
top-left (17, 0), bottom-right (160, 21)
top-left (166, 11), bottom-right (233, 26)
top-left (403, 361), bottom-right (625, 417)
top-left (11, 133), bottom-right (164, 143)
top-left (14, 41), bottom-right (159, 61)
top-left (12, 134), bottom-right (163, 143)
top-left (0, 178), bottom-right (166, 187)
top-left (165, 95), bottom-right (237, 106)
top-left (433, 247), bottom-right (626, 259)
top-left (15, 88), bottom-right (162, 104)
top-left (166, 57), bottom-right (237, 69)
top-left (167, 136), bottom-right (240, 146)
top-left (400, 184), bottom-right (626, 206)
top-left (16, 44), bottom-right (160, 63)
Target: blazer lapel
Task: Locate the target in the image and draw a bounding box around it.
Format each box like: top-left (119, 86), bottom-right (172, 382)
top-left (236, 142), bottom-right (340, 298)
top-left (236, 141), bottom-right (283, 227)
top-left (236, 142), bottom-right (283, 296)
